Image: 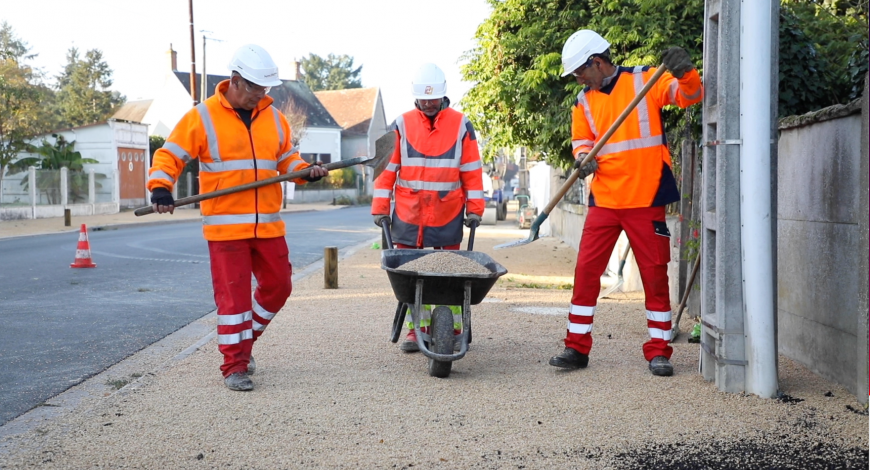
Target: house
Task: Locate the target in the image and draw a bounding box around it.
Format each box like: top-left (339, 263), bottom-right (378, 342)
top-left (313, 87), bottom-right (388, 194)
top-left (112, 45), bottom-right (342, 163)
top-left (0, 120), bottom-right (149, 218)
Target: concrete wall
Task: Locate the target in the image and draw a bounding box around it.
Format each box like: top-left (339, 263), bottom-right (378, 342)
top-left (300, 128), bottom-right (342, 162)
top-left (0, 202), bottom-right (119, 221)
top-left (777, 99), bottom-right (864, 397)
top-left (287, 188), bottom-right (357, 204)
top-left (858, 74), bottom-right (869, 404)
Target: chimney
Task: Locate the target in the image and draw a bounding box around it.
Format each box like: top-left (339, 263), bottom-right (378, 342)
top-left (289, 60), bottom-right (301, 81)
top-left (167, 44), bottom-right (177, 71)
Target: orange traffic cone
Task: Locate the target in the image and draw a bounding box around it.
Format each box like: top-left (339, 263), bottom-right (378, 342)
top-left (70, 223), bottom-right (97, 268)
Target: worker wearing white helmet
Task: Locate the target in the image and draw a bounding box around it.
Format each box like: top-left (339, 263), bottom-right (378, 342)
top-left (148, 44), bottom-right (327, 391)
top-left (548, 30), bottom-right (702, 377)
top-left (372, 63), bottom-right (485, 352)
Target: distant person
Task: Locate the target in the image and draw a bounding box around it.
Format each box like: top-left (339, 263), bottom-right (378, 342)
top-left (548, 30), bottom-right (703, 376)
top-left (372, 63), bottom-right (485, 352)
top-left (148, 44), bottom-right (327, 391)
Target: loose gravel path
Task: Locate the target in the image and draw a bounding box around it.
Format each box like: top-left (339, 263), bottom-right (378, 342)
top-left (0, 230), bottom-right (866, 469)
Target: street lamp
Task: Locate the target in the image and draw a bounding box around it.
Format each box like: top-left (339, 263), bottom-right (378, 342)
top-left (199, 30), bottom-right (224, 102)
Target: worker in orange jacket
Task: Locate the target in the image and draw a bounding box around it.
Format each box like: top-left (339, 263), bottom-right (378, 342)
top-left (148, 44), bottom-right (328, 391)
top-left (372, 63), bottom-right (485, 352)
top-left (548, 30), bottom-right (703, 376)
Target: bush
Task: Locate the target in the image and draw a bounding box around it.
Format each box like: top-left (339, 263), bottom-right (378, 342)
top-left (300, 167), bottom-right (358, 190)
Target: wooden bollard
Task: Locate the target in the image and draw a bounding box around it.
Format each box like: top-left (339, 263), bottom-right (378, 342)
top-left (324, 246), bottom-right (338, 289)
top-left (64, 208), bottom-right (71, 227)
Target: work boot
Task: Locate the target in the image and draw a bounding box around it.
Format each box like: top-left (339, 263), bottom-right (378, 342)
top-left (224, 372), bottom-right (254, 391)
top-left (247, 356), bottom-right (256, 375)
top-left (548, 347), bottom-right (589, 369)
top-left (400, 329), bottom-right (420, 352)
top-left (649, 356), bottom-right (674, 376)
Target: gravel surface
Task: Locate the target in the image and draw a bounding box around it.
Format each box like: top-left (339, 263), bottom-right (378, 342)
top-left (396, 251), bottom-right (491, 275)
top-left (0, 228), bottom-right (866, 469)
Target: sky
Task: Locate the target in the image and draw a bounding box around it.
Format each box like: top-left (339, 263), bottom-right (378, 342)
top-left (1, 0), bottom-right (493, 123)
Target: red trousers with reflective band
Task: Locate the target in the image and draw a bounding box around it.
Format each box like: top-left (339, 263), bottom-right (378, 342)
top-left (566, 206), bottom-right (673, 361)
top-left (209, 237), bottom-right (292, 378)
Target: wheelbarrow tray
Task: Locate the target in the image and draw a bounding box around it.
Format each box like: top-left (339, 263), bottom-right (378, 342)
top-left (381, 249), bottom-right (507, 305)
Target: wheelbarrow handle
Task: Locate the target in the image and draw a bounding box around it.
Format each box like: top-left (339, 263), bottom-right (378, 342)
top-left (467, 220), bottom-right (478, 252)
top-left (380, 219), bottom-right (394, 250)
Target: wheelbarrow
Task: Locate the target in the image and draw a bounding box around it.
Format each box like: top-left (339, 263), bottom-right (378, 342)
top-left (380, 221), bottom-right (507, 378)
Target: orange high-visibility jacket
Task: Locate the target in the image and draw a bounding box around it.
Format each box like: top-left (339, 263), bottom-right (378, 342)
top-left (572, 66), bottom-right (703, 209)
top-left (147, 80), bottom-right (313, 241)
top-left (372, 107), bottom-right (484, 247)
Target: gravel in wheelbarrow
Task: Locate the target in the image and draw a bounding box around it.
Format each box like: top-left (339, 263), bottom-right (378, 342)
top-left (381, 249), bottom-right (508, 306)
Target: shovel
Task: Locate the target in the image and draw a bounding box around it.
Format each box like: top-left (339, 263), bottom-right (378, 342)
top-left (134, 130), bottom-right (397, 216)
top-left (670, 253), bottom-right (701, 342)
top-left (598, 242), bottom-right (631, 299)
top-left (494, 64), bottom-right (669, 250)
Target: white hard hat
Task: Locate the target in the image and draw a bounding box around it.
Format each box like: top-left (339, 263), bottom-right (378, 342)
top-left (228, 44), bottom-right (282, 87)
top-left (561, 30), bottom-right (610, 77)
top-left (411, 63), bottom-right (446, 99)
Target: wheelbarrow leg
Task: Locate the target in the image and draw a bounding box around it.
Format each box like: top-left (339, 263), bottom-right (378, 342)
top-left (390, 301), bottom-right (407, 343)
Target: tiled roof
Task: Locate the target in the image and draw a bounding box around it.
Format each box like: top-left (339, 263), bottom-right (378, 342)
top-left (173, 72), bottom-right (341, 129)
top-left (314, 88), bottom-right (379, 136)
top-left (111, 100), bottom-right (153, 123)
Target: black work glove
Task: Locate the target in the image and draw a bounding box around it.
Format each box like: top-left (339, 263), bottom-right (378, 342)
top-left (464, 213), bottom-right (481, 227)
top-left (303, 161), bottom-right (325, 182)
top-left (151, 187), bottom-right (175, 206)
top-left (573, 154), bottom-right (598, 179)
top-left (373, 215), bottom-right (391, 227)
top-left (661, 47), bottom-right (694, 79)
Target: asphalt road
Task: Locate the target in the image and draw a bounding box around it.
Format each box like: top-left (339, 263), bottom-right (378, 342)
top-left (0, 206), bottom-right (377, 425)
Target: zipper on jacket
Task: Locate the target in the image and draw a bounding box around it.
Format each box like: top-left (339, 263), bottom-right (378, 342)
top-left (236, 108), bottom-right (261, 238)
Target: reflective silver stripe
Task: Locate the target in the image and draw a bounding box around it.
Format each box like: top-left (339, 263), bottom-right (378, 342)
top-left (200, 160), bottom-right (277, 172)
top-left (162, 141), bottom-right (191, 163)
top-left (202, 212), bottom-right (282, 225)
top-left (572, 139), bottom-right (594, 150)
top-left (386, 162), bottom-right (399, 172)
top-left (401, 158), bottom-right (459, 169)
top-left (568, 322), bottom-right (593, 334)
top-left (148, 170), bottom-right (175, 183)
top-left (569, 304), bottom-right (595, 316)
top-left (466, 190), bottom-right (484, 199)
top-left (598, 135), bottom-right (664, 157)
top-left (286, 159), bottom-right (304, 172)
top-left (396, 115), bottom-right (409, 163)
top-left (459, 160), bottom-right (482, 172)
top-left (577, 93), bottom-right (598, 138)
top-left (648, 327), bottom-right (672, 341)
top-left (633, 67), bottom-right (651, 138)
top-left (271, 106), bottom-right (284, 149)
top-left (253, 299), bottom-right (277, 321)
top-left (279, 146), bottom-right (300, 164)
top-left (196, 103), bottom-right (221, 162)
top-left (396, 179), bottom-right (461, 191)
top-left (680, 86), bottom-right (702, 101)
top-left (668, 81), bottom-right (679, 104)
top-left (218, 329), bottom-right (253, 345)
top-left (373, 189), bottom-right (392, 198)
top-left (252, 320), bottom-right (266, 332)
top-left (646, 310), bottom-right (671, 323)
top-left (218, 310), bottom-right (253, 326)
top-left (454, 116), bottom-right (468, 163)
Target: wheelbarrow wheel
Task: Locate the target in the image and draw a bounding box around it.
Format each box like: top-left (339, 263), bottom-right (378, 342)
top-left (428, 306), bottom-right (454, 378)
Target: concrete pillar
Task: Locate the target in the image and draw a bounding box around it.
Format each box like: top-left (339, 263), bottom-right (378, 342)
top-left (60, 167), bottom-right (69, 207)
top-left (112, 169), bottom-right (120, 204)
top-left (858, 73), bottom-right (869, 404)
top-left (29, 166), bottom-right (36, 218)
top-left (88, 169), bottom-right (95, 205)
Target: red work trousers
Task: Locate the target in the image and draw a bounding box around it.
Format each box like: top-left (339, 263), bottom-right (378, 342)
top-left (208, 237), bottom-right (292, 378)
top-left (565, 206), bottom-right (673, 361)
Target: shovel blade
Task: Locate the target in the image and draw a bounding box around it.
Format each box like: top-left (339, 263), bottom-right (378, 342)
top-left (493, 237), bottom-right (535, 250)
top-left (368, 130), bottom-right (397, 180)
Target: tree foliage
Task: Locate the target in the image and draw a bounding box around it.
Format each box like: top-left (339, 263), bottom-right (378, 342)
top-left (55, 47), bottom-right (125, 128)
top-left (298, 53), bottom-right (363, 91)
top-left (461, 0), bottom-right (704, 167)
top-left (0, 22), bottom-right (55, 200)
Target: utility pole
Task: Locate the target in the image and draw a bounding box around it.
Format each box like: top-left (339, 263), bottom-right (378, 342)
top-left (188, 0), bottom-right (197, 107)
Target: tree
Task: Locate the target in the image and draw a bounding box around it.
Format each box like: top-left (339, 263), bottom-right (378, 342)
top-left (461, 0), bottom-right (704, 167)
top-left (0, 22), bottom-right (55, 204)
top-left (298, 53), bottom-right (363, 91)
top-left (55, 47), bottom-right (125, 128)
